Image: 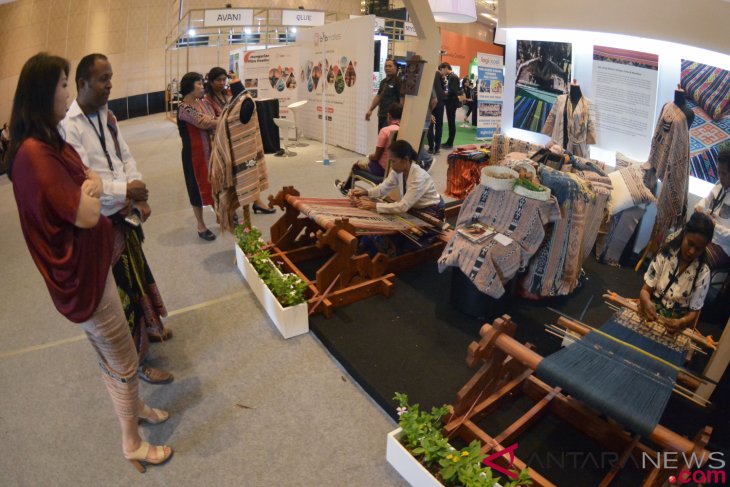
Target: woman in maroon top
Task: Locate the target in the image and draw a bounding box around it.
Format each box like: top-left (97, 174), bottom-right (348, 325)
top-left (5, 53), bottom-right (172, 472)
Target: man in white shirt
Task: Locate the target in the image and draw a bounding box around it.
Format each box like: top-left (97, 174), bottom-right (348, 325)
top-left (62, 53), bottom-right (173, 386)
top-left (695, 145), bottom-right (730, 270)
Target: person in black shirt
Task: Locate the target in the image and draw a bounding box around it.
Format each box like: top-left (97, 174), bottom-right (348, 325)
top-left (439, 62), bottom-right (461, 148)
top-left (365, 59), bottom-right (404, 132)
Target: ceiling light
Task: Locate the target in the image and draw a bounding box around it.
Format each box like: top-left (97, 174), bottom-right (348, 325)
top-left (187, 28), bottom-right (196, 36)
top-left (428, 0), bottom-right (477, 23)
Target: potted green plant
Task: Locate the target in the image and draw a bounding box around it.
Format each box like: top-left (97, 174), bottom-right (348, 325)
top-left (386, 393), bottom-right (532, 487)
top-left (234, 225), bottom-right (309, 338)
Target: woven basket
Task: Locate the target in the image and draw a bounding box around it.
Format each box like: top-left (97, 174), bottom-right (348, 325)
top-left (514, 182), bottom-right (551, 201)
top-left (481, 166), bottom-right (518, 191)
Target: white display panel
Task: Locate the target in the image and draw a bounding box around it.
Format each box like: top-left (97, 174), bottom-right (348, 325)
top-left (501, 28), bottom-right (730, 196)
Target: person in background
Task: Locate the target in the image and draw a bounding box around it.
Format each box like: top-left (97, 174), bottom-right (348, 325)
top-left (365, 58), bottom-right (404, 133)
top-left (695, 145), bottom-right (730, 271)
top-left (177, 71), bottom-right (219, 241)
top-left (439, 62), bottom-right (461, 149)
top-left (61, 53), bottom-right (174, 385)
top-left (7, 52), bottom-right (172, 472)
top-left (427, 69), bottom-right (446, 155)
top-left (335, 103), bottom-right (402, 194)
top-left (639, 212), bottom-right (714, 334)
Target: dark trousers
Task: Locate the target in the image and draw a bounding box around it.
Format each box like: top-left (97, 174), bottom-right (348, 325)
top-left (444, 101), bottom-right (458, 146)
top-left (377, 115), bottom-right (388, 133)
top-left (427, 101), bottom-right (444, 151)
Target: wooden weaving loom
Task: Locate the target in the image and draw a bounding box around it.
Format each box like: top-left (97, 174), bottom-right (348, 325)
top-left (444, 313), bottom-right (715, 487)
top-left (268, 186), bottom-right (459, 317)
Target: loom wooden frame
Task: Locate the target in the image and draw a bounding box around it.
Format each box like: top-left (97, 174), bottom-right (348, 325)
top-left (443, 315), bottom-right (712, 487)
top-left (268, 186), bottom-right (458, 317)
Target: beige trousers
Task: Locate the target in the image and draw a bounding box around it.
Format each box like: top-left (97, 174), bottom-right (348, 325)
top-left (80, 271), bottom-right (139, 420)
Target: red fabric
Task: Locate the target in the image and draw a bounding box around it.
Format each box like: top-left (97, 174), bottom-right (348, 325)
top-left (185, 123), bottom-right (214, 206)
top-left (12, 139), bottom-right (113, 322)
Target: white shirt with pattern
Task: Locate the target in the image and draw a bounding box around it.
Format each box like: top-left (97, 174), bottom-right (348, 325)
top-left (644, 247), bottom-right (711, 311)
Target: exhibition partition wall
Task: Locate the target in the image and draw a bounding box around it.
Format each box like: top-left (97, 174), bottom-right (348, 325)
top-left (500, 28), bottom-right (730, 197)
top-left (228, 16), bottom-right (376, 154)
top-left (298, 16), bottom-right (376, 155)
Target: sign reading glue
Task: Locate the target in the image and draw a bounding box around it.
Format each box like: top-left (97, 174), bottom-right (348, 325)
top-left (282, 10), bottom-right (325, 26)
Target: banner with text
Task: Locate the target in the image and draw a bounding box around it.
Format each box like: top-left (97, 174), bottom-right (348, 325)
top-left (241, 46), bottom-right (302, 119)
top-left (591, 45), bottom-right (659, 158)
top-left (476, 53), bottom-right (504, 140)
top-left (299, 16), bottom-right (375, 154)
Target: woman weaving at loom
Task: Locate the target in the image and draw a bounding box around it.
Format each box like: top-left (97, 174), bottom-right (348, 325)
top-left (639, 212), bottom-right (715, 334)
top-left (348, 139), bottom-right (443, 256)
top-left (349, 139), bottom-right (444, 220)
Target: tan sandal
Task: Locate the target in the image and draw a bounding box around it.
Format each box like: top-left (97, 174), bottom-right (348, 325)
top-left (125, 441), bottom-right (173, 473)
top-left (138, 404), bottom-right (169, 425)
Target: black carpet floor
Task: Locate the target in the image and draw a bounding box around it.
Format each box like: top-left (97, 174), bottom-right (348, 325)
top-left (309, 256), bottom-right (730, 485)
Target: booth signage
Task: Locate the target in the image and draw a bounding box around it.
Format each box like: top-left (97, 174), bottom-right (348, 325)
top-left (404, 22), bottom-right (417, 37)
top-left (282, 10), bottom-right (325, 26)
top-left (204, 9), bottom-right (253, 27)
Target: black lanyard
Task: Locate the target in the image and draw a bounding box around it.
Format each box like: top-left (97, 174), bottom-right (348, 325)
top-left (710, 187), bottom-right (727, 215)
top-left (85, 113), bottom-right (114, 171)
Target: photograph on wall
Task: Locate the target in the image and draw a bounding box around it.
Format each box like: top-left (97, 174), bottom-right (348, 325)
top-left (513, 40), bottom-right (572, 133)
top-left (229, 50), bottom-right (242, 79)
top-left (681, 59), bottom-right (730, 183)
top-left (591, 45), bottom-right (659, 159)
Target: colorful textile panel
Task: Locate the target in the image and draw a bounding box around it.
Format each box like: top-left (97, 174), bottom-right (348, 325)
top-left (513, 86), bottom-right (553, 133)
top-left (681, 59), bottom-right (730, 122)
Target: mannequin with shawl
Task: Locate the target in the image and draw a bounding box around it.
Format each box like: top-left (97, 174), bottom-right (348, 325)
top-left (209, 90), bottom-right (271, 232)
top-left (635, 89), bottom-right (693, 271)
top-left (542, 82), bottom-right (597, 158)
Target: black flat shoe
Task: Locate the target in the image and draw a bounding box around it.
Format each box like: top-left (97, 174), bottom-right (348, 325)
top-left (198, 229), bottom-right (216, 241)
top-left (252, 203), bottom-right (276, 214)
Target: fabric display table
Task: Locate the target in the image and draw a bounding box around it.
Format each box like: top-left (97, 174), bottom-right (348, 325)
top-left (438, 185), bottom-right (561, 299)
top-left (255, 98), bottom-right (281, 154)
top-left (518, 166), bottom-right (612, 298)
top-left (444, 146), bottom-right (490, 199)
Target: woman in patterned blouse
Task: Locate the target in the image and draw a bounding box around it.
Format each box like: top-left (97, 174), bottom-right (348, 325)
top-left (639, 212), bottom-right (715, 334)
top-left (177, 72), bottom-right (219, 241)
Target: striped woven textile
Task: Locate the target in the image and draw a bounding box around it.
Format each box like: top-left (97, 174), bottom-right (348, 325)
top-left (290, 197), bottom-right (429, 234)
top-left (647, 103), bottom-right (690, 243)
top-left (537, 309), bottom-right (684, 438)
top-left (681, 59), bottom-right (730, 122)
top-left (518, 166), bottom-right (611, 298)
top-left (210, 92), bottom-right (270, 233)
top-left (438, 186), bottom-right (561, 298)
top-left (444, 152), bottom-right (491, 199)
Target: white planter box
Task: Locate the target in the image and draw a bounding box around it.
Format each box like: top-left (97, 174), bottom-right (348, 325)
top-left (235, 245), bottom-right (308, 339)
top-left (387, 428), bottom-right (444, 487)
top-left (386, 428), bottom-right (502, 487)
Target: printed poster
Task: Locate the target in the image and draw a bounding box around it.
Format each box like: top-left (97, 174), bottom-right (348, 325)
top-left (299, 16), bottom-right (375, 154)
top-left (513, 40), bottom-right (572, 133)
top-left (242, 46), bottom-right (301, 118)
top-left (591, 45), bottom-right (659, 157)
top-left (476, 52), bottom-right (504, 140)
top-left (229, 49), bottom-right (243, 80)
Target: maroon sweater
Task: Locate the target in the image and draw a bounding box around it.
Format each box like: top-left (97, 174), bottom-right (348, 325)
top-left (12, 138), bottom-right (112, 323)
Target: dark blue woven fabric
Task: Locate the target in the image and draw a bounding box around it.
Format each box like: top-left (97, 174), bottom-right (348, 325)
top-left (536, 318), bottom-right (682, 438)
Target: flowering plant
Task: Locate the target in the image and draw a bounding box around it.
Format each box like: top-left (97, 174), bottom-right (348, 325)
top-left (235, 224), bottom-right (308, 307)
top-left (394, 392), bottom-right (532, 487)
